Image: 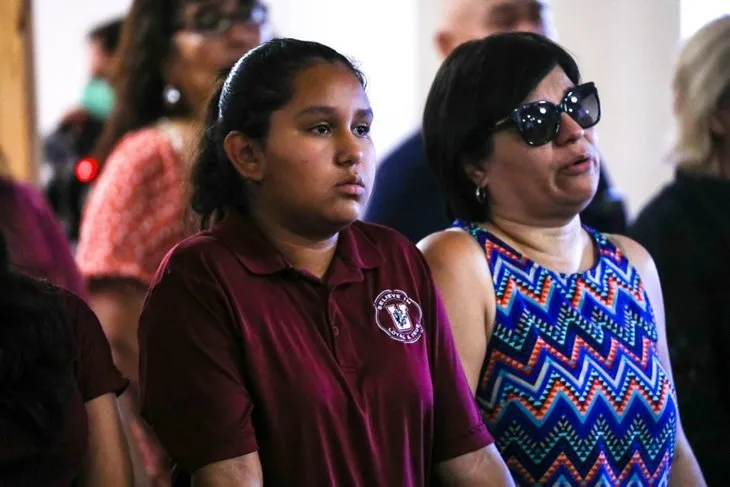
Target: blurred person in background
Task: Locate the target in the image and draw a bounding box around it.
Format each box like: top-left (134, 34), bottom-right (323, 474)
top-left (0, 148), bottom-right (86, 297)
top-left (0, 230), bottom-right (132, 485)
top-left (84, 16), bottom-right (124, 119)
top-left (629, 15), bottom-right (730, 484)
top-left (43, 17), bottom-right (125, 245)
top-left (74, 0), bottom-right (270, 484)
top-left (366, 0), bottom-right (627, 242)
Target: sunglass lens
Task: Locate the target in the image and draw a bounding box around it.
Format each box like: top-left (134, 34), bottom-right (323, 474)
top-left (514, 102), bottom-right (560, 146)
top-left (565, 86), bottom-right (600, 129)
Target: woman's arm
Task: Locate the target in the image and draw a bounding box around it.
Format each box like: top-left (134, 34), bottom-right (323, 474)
top-left (418, 229), bottom-right (495, 393)
top-left (418, 231), bottom-right (511, 484)
top-left (88, 280), bottom-right (147, 397)
top-left (90, 279), bottom-right (172, 486)
top-left (192, 453), bottom-right (264, 487)
top-left (88, 280), bottom-right (167, 486)
top-left (608, 235), bottom-right (707, 487)
top-left (79, 393), bottom-right (134, 486)
top-left (435, 445), bottom-right (514, 487)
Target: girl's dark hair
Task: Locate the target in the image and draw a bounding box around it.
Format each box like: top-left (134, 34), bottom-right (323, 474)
top-left (0, 231), bottom-right (76, 448)
top-left (190, 37), bottom-right (365, 228)
top-left (423, 32), bottom-right (581, 223)
top-left (93, 0), bottom-right (194, 164)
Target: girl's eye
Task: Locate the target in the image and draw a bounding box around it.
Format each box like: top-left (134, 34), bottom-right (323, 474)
top-left (311, 124), bottom-right (331, 135)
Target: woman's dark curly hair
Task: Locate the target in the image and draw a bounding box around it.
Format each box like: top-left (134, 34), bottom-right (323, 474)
top-left (93, 0), bottom-right (196, 165)
top-left (0, 231), bottom-right (76, 448)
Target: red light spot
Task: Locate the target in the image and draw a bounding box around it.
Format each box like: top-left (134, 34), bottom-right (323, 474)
top-left (75, 157), bottom-right (99, 183)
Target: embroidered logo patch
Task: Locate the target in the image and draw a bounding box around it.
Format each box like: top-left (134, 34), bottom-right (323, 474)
top-left (374, 289), bottom-right (424, 343)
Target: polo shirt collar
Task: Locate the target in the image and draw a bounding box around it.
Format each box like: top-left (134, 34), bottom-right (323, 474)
top-left (210, 210), bottom-right (384, 279)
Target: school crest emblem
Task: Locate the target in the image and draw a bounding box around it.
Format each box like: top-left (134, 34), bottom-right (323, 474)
top-left (373, 289), bottom-right (423, 343)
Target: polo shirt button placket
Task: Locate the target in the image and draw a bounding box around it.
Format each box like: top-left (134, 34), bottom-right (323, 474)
top-left (324, 289), bottom-right (342, 360)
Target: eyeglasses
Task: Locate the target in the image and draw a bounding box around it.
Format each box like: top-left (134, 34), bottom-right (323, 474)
top-left (178, 3), bottom-right (268, 35)
top-left (491, 82), bottom-right (601, 147)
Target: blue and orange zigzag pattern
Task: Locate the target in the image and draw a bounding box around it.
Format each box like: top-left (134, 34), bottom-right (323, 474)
top-left (462, 223), bottom-right (678, 487)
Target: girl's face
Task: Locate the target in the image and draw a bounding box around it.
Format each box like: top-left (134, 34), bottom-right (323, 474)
top-left (236, 62), bottom-right (376, 236)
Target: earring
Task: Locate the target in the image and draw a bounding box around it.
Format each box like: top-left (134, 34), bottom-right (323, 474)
top-left (475, 186), bottom-right (487, 203)
top-left (163, 84), bottom-right (181, 108)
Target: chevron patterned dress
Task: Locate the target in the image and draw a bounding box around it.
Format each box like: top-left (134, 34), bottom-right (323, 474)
top-left (457, 221), bottom-right (678, 487)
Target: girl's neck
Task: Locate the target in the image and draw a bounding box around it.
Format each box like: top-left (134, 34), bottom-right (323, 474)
top-left (250, 210), bottom-right (339, 280)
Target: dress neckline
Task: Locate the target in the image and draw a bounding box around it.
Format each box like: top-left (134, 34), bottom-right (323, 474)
top-left (461, 221), bottom-right (604, 278)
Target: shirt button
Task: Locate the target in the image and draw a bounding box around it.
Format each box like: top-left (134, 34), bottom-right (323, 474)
top-left (332, 326), bottom-right (340, 337)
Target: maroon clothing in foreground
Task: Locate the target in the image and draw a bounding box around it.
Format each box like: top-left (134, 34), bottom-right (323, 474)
top-left (139, 211), bottom-right (492, 486)
top-left (0, 178), bottom-right (86, 297)
top-left (0, 290), bottom-right (127, 485)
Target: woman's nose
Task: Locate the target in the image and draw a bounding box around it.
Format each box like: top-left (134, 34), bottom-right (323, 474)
top-left (555, 112), bottom-right (585, 145)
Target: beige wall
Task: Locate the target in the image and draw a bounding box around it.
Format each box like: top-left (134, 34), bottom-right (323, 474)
top-left (267, 0), bottom-right (422, 163)
top-left (417, 0), bottom-right (682, 218)
top-left (33, 0), bottom-right (130, 135)
top-left (551, 0), bottom-right (680, 216)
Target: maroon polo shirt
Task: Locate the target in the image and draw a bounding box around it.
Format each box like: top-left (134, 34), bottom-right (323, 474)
top-left (0, 289), bottom-right (127, 485)
top-left (138, 211), bottom-right (492, 486)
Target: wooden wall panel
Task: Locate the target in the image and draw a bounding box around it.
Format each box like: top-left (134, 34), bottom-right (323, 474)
top-left (0, 0), bottom-right (37, 182)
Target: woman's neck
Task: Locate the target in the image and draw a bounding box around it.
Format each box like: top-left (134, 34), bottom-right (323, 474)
top-left (250, 210), bottom-right (339, 280)
top-left (484, 214), bottom-right (593, 274)
top-left (158, 117), bottom-right (199, 154)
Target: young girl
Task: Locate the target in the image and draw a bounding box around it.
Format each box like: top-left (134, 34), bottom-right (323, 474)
top-left (137, 38), bottom-right (512, 486)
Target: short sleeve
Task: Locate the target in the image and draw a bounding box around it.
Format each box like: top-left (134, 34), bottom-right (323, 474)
top-left (62, 290), bottom-right (128, 401)
top-left (76, 129), bottom-right (184, 286)
top-left (2, 181), bottom-right (86, 298)
top-left (26, 186), bottom-right (87, 298)
top-left (138, 242), bottom-right (258, 473)
top-left (427, 278), bottom-right (494, 462)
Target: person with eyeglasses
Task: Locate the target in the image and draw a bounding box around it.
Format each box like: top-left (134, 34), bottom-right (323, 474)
top-left (417, 33), bottom-right (706, 486)
top-left (74, 1), bottom-right (269, 485)
top-left (365, 0), bottom-right (627, 244)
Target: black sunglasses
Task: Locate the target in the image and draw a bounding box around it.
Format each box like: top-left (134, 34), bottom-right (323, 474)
top-left (491, 82), bottom-right (601, 147)
top-left (178, 3), bottom-right (268, 35)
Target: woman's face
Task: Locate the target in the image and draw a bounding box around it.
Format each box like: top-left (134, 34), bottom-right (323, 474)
top-left (244, 62), bottom-right (375, 237)
top-left (169, 0), bottom-right (269, 113)
top-left (478, 66), bottom-right (601, 224)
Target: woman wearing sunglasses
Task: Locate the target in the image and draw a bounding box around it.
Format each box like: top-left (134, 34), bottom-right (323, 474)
top-left (418, 33), bottom-right (706, 486)
top-left (75, 1), bottom-right (269, 484)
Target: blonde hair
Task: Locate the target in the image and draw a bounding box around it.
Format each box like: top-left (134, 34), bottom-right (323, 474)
top-left (671, 15), bottom-right (730, 174)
